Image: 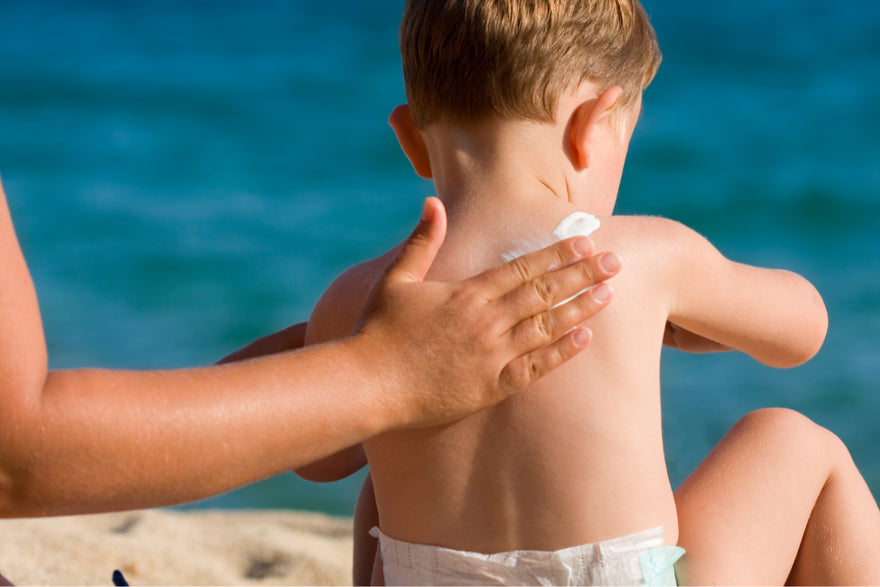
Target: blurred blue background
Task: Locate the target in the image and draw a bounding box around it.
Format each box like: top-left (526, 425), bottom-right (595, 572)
top-left (0, 0), bottom-right (877, 516)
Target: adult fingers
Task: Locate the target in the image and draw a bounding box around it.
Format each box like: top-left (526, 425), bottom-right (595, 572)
top-left (492, 250), bottom-right (621, 331)
top-left (504, 277), bottom-right (614, 367)
top-left (468, 236), bottom-right (598, 301)
top-left (498, 326), bottom-right (593, 392)
top-left (498, 275), bottom-right (616, 390)
top-left (382, 197), bottom-right (447, 285)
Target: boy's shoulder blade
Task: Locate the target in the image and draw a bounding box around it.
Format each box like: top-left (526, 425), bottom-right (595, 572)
top-left (307, 248), bottom-right (401, 344)
top-left (330, 251), bottom-right (396, 302)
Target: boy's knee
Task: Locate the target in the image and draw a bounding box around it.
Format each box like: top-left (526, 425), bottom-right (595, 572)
top-left (738, 407), bottom-right (813, 431)
top-left (736, 408), bottom-right (849, 463)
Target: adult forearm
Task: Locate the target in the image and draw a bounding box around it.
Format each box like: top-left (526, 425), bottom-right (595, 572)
top-left (0, 337), bottom-right (390, 518)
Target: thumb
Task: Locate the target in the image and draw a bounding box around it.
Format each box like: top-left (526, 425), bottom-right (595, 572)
top-left (384, 197), bottom-right (447, 284)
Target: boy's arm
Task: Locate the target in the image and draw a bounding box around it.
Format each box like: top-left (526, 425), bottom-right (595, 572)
top-left (216, 322), bottom-right (308, 364)
top-left (663, 321), bottom-right (731, 353)
top-left (293, 265), bottom-right (377, 483)
top-left (658, 218), bottom-right (827, 368)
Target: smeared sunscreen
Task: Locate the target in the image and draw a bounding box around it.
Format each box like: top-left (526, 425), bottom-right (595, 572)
top-left (552, 211), bottom-right (601, 241)
top-left (500, 212), bottom-right (601, 308)
top-left (501, 211), bottom-right (600, 261)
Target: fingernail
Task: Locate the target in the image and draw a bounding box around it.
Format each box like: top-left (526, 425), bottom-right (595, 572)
top-left (572, 327), bottom-right (592, 347)
top-left (591, 282), bottom-right (613, 302)
top-left (572, 237), bottom-right (594, 257)
top-left (599, 252), bottom-right (621, 273)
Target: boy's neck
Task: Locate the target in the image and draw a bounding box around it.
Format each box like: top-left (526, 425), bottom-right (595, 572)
top-left (421, 118), bottom-right (613, 221)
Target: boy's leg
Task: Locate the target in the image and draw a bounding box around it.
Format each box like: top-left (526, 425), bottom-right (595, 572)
top-left (675, 408), bottom-right (880, 585)
top-left (353, 473), bottom-right (381, 586)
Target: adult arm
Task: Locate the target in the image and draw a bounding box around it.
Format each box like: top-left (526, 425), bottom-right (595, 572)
top-left (0, 188), bottom-right (619, 517)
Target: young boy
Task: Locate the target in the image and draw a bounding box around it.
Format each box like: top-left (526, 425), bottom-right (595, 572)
top-left (297, 0), bottom-right (880, 584)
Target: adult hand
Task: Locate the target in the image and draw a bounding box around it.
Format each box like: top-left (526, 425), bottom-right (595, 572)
top-left (351, 197), bottom-right (621, 429)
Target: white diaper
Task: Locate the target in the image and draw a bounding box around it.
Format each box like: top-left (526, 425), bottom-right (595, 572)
top-left (370, 526), bottom-right (684, 586)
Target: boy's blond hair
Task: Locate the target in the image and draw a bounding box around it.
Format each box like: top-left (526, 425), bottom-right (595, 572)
top-left (400, 0), bottom-right (661, 129)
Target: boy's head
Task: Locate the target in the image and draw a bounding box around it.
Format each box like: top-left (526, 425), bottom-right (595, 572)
top-left (400, 0), bottom-right (661, 129)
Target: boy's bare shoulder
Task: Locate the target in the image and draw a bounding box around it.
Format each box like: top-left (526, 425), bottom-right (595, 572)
top-left (594, 214), bottom-right (720, 289)
top-left (596, 214), bottom-right (704, 255)
top-left (306, 247), bottom-right (401, 344)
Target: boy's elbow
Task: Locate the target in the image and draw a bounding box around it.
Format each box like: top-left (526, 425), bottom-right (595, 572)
top-left (0, 444), bottom-right (33, 518)
top-left (0, 377), bottom-right (54, 517)
top-left (0, 468), bottom-right (13, 517)
top-left (802, 287), bottom-right (829, 363)
top-left (293, 446), bottom-right (367, 483)
top-left (293, 464), bottom-right (342, 483)
top-left (776, 279), bottom-right (828, 368)
top-left (0, 475), bottom-right (32, 519)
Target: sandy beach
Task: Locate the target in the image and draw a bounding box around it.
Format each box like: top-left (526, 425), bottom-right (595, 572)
top-left (0, 509), bottom-right (353, 586)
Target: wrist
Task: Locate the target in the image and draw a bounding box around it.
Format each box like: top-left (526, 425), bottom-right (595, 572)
top-left (337, 331), bottom-right (409, 435)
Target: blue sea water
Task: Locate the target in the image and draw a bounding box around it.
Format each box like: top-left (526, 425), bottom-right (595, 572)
top-left (0, 1), bottom-right (878, 517)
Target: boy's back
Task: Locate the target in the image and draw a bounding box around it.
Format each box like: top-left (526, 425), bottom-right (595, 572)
top-left (308, 208), bottom-right (682, 553)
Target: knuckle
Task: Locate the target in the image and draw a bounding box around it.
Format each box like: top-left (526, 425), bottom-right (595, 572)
top-left (547, 339), bottom-right (571, 368)
top-left (573, 258), bottom-right (598, 287)
top-left (448, 287), bottom-right (478, 321)
top-left (526, 355), bottom-right (541, 384)
top-left (456, 281), bottom-right (489, 312)
top-left (509, 256), bottom-right (532, 285)
top-left (502, 357), bottom-right (532, 391)
top-left (551, 244), bottom-right (570, 269)
top-left (508, 312), bottom-right (555, 359)
top-left (582, 256), bottom-right (607, 286)
top-left (475, 328), bottom-right (496, 355)
top-left (552, 284), bottom-right (599, 326)
top-left (531, 311), bottom-right (554, 342)
top-left (448, 283), bottom-right (470, 306)
top-left (550, 297), bottom-right (583, 328)
top-left (531, 277), bottom-right (555, 306)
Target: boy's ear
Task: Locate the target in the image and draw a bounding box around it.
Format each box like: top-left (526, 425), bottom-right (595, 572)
top-left (389, 104), bottom-right (432, 179)
top-left (569, 86), bottom-right (623, 170)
